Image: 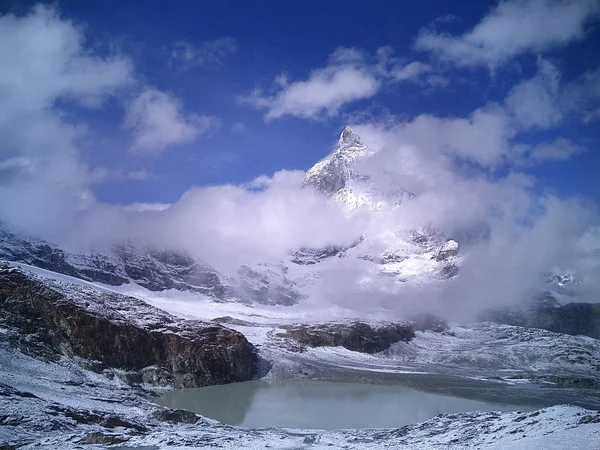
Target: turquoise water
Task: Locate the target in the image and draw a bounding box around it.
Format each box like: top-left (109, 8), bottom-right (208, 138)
top-left (156, 380), bottom-right (536, 429)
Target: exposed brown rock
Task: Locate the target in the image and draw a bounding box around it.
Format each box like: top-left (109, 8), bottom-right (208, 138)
top-left (0, 268), bottom-right (258, 387)
top-left (280, 321), bottom-right (414, 354)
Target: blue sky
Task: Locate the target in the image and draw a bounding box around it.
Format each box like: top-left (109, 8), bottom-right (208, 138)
top-left (1, 0), bottom-right (599, 208)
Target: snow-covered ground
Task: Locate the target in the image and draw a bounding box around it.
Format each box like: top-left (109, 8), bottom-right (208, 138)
top-left (9, 262), bottom-right (600, 389)
top-left (2, 344), bottom-right (599, 449)
top-left (2, 262), bottom-right (600, 448)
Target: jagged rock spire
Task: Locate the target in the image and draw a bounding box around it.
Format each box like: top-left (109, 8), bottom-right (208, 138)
top-left (339, 125), bottom-right (363, 148)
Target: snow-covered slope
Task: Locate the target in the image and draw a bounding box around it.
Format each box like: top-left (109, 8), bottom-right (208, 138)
top-left (2, 342), bottom-right (598, 449)
top-left (305, 126), bottom-right (414, 211)
top-left (0, 227), bottom-right (303, 306)
top-left (297, 126), bottom-right (461, 284)
top-left (1, 265), bottom-right (599, 449)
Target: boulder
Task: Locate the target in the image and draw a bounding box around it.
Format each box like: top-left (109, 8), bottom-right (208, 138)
top-left (280, 321), bottom-right (415, 354)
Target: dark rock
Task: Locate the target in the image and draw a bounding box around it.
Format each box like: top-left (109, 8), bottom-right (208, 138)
top-left (303, 435), bottom-right (318, 444)
top-left (0, 228), bottom-right (228, 299)
top-left (0, 415), bottom-right (25, 426)
top-left (212, 316), bottom-right (255, 326)
top-left (0, 384), bottom-right (38, 399)
top-left (0, 444), bottom-right (25, 450)
top-left (435, 239), bottom-right (459, 262)
top-left (578, 414), bottom-right (600, 424)
top-left (152, 408), bottom-right (199, 424)
top-left (0, 228), bottom-right (304, 306)
top-left (281, 321), bottom-right (414, 354)
top-left (80, 432), bottom-right (129, 445)
top-left (440, 263), bottom-right (459, 279)
top-left (410, 313), bottom-right (449, 333)
top-left (483, 302), bottom-right (600, 340)
top-left (0, 268), bottom-right (258, 388)
top-left (380, 252), bottom-right (407, 264)
top-left (234, 265), bottom-right (301, 306)
top-left (100, 415), bottom-right (148, 431)
top-left (290, 245), bottom-right (346, 265)
top-left (533, 303), bottom-right (600, 339)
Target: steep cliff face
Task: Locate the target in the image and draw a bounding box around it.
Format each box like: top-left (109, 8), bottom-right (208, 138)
top-left (304, 126), bottom-right (414, 211)
top-left (0, 266), bottom-right (258, 387)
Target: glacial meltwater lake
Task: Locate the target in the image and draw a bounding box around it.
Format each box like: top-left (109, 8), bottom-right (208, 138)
top-left (156, 380), bottom-right (540, 429)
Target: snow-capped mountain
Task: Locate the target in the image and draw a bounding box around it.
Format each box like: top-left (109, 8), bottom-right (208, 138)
top-left (296, 126), bottom-right (461, 283)
top-left (0, 127), bottom-right (460, 306)
top-left (305, 126), bottom-right (415, 211)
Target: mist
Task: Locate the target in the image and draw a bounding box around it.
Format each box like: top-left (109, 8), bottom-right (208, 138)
top-left (0, 4), bottom-right (599, 323)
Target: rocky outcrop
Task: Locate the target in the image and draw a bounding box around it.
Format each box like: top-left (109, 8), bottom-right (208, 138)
top-left (0, 267), bottom-right (258, 387)
top-left (435, 239), bottom-right (459, 262)
top-left (289, 237), bottom-right (364, 266)
top-left (303, 126), bottom-right (370, 196)
top-left (280, 321), bottom-right (415, 354)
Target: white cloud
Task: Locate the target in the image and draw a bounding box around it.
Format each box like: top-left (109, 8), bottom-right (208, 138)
top-left (242, 47), bottom-right (437, 120)
top-left (125, 89), bottom-right (217, 154)
top-left (124, 202), bottom-right (171, 212)
top-left (64, 170), bottom-right (366, 273)
top-left (350, 120), bottom-right (597, 312)
top-left (416, 0), bottom-right (600, 67)
top-left (373, 106), bottom-right (515, 169)
top-left (0, 5), bottom-right (132, 154)
top-left (231, 122), bottom-right (247, 133)
top-left (0, 5), bottom-right (132, 240)
top-left (528, 138), bottom-right (585, 162)
top-left (328, 47), bottom-right (366, 64)
top-left (170, 37), bottom-right (237, 69)
top-left (505, 59), bottom-right (563, 128)
top-left (391, 61), bottom-right (432, 81)
top-left (0, 2), bottom-right (598, 317)
top-left (125, 169), bottom-right (153, 180)
top-left (88, 167), bottom-right (155, 183)
top-left (565, 68), bottom-right (600, 123)
top-left (505, 60), bottom-right (600, 128)
top-left (243, 64), bottom-right (380, 120)
top-left (0, 5), bottom-right (132, 116)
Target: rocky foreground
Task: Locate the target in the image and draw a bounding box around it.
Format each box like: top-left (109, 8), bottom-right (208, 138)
top-left (1, 265), bottom-right (600, 448)
top-left (0, 266), bottom-right (258, 388)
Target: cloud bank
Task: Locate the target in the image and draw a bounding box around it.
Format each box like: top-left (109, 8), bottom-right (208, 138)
top-left (0, 3), bottom-right (598, 320)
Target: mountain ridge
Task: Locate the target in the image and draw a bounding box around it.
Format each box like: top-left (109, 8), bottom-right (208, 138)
top-left (0, 127), bottom-right (462, 305)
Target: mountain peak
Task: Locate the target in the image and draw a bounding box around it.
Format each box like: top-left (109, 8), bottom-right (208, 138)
top-left (339, 126), bottom-right (363, 149)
